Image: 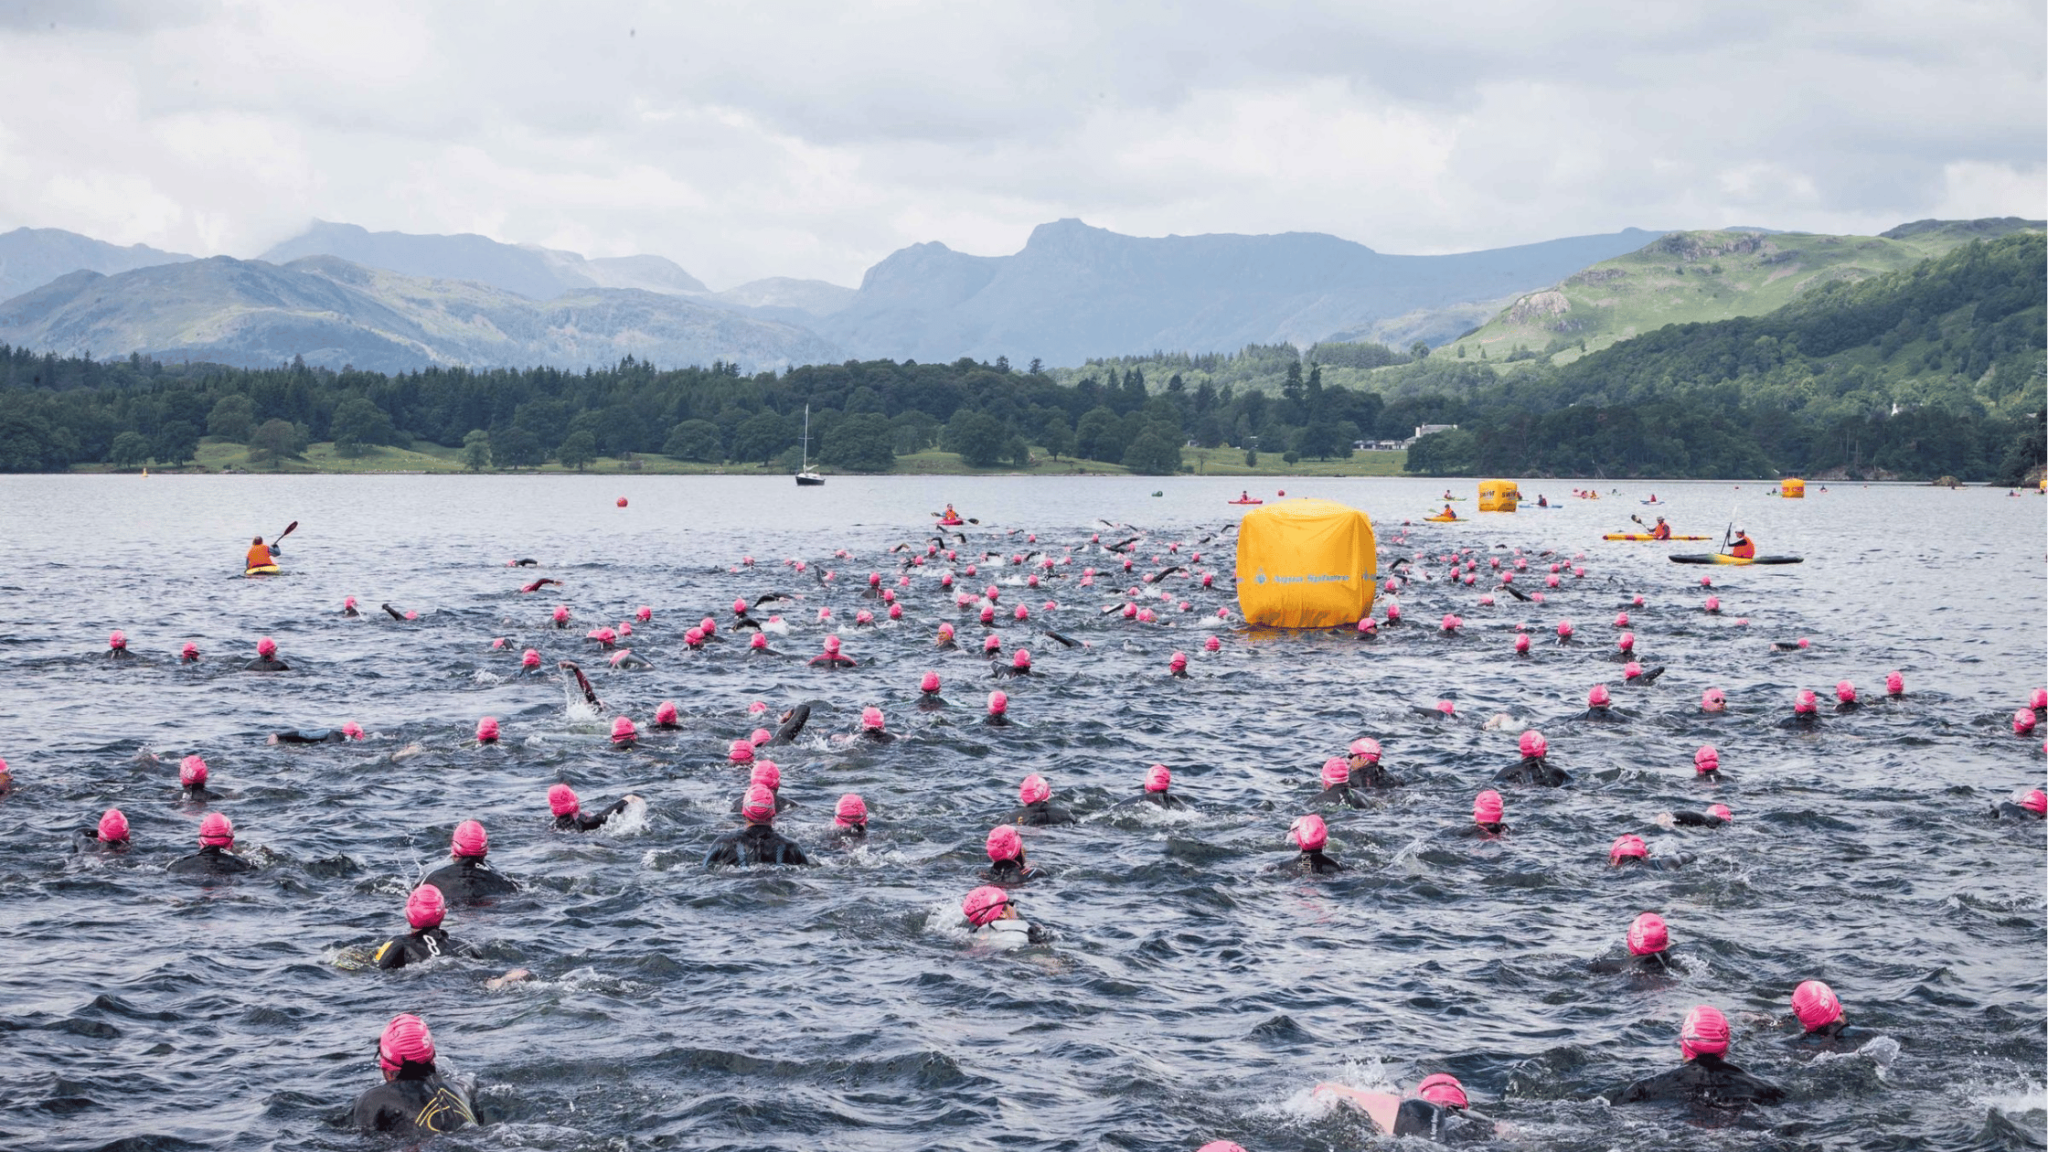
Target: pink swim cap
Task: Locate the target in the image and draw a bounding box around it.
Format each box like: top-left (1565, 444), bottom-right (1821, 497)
top-left (1588, 684), bottom-right (1611, 707)
top-left (1019, 774), bottom-right (1051, 805)
top-left (451, 819), bottom-right (488, 857)
top-left (636, 605), bottom-right (652, 622)
top-left (1701, 687), bottom-right (1726, 711)
top-left (256, 637), bottom-right (277, 657)
top-left (1350, 738), bottom-right (1382, 763)
top-left (986, 824), bottom-right (1023, 862)
top-left (988, 690), bottom-right (1008, 715)
top-left (181, 642), bottom-right (198, 659)
top-left (342, 721), bottom-right (364, 740)
top-left (477, 717), bottom-right (500, 742)
top-left (1609, 834), bottom-right (1648, 864)
top-left (1703, 803), bottom-right (1730, 822)
top-left (856, 610), bottom-right (874, 625)
top-left (861, 706), bottom-right (885, 731)
top-left (1321, 758), bottom-right (1351, 787)
top-left (920, 671), bottom-right (941, 693)
top-left (962, 884), bottom-right (1014, 927)
top-left (1614, 612), bottom-right (1629, 628)
top-left (406, 884), bottom-right (446, 929)
top-left (1795, 689), bottom-right (1818, 714)
top-left (1436, 700), bottom-right (1455, 716)
top-left (750, 760), bottom-right (781, 790)
top-left (1441, 614), bottom-right (1460, 631)
top-left (1623, 661), bottom-right (1644, 680)
top-left (741, 785), bottom-right (777, 823)
top-left (983, 634), bottom-right (1002, 653)
top-left (2023, 790), bottom-right (2047, 814)
top-left (729, 738), bottom-right (755, 763)
top-left (1386, 603), bottom-right (1401, 621)
top-left (1519, 730), bottom-right (1547, 758)
top-left (553, 605), bottom-right (570, 622)
top-left (1357, 616), bottom-right (1376, 633)
top-left (1145, 763), bottom-right (1172, 792)
top-left (749, 633), bottom-right (767, 650)
top-left (198, 811), bottom-right (234, 847)
top-left (823, 635), bottom-right (841, 653)
top-left (1513, 634), bottom-right (1531, 653)
top-left (1627, 911), bottom-right (1668, 956)
top-left (179, 755), bottom-right (208, 786)
top-left (344, 596), bottom-right (357, 609)
top-left (889, 604), bottom-right (903, 619)
top-left (521, 648), bottom-right (541, 668)
top-left (1473, 790), bottom-right (1504, 824)
top-left (1679, 1004), bottom-right (1730, 1060)
top-left (1792, 980), bottom-right (1842, 1032)
top-left (548, 783), bottom-right (580, 816)
top-left (98, 808), bottom-right (129, 843)
top-left (1557, 620), bottom-right (1574, 637)
top-left (733, 597), bottom-right (750, 615)
top-left (109, 630), bottom-right (127, 649)
top-left (1617, 632), bottom-right (1635, 652)
top-left (1012, 649), bottom-right (1031, 669)
top-left (1289, 814), bottom-right (1328, 851)
top-left (378, 1013), bottom-right (436, 1073)
top-left (1012, 604), bottom-right (1029, 621)
top-left (685, 628), bottom-right (704, 645)
top-left (1196, 1142), bottom-right (1247, 1152)
top-left (835, 793), bottom-right (867, 826)
top-left (1835, 680), bottom-right (1856, 703)
top-left (1703, 596), bottom-right (1720, 611)
top-left (1416, 1072), bottom-right (1467, 1109)
top-left (2032, 688), bottom-right (2047, 710)
top-left (1205, 636), bottom-right (1220, 651)
top-left (1169, 651), bottom-right (1188, 670)
top-left (1694, 744), bottom-right (1719, 773)
top-left (653, 701), bottom-right (679, 727)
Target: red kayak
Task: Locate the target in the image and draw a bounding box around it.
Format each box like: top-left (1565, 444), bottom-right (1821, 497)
top-left (1228, 499), bottom-right (1263, 505)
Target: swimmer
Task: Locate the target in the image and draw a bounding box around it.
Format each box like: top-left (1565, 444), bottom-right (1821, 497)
top-left (982, 824), bottom-right (1045, 882)
top-left (961, 884), bottom-right (1049, 947)
top-left (609, 716), bottom-right (637, 748)
top-left (1313, 758), bottom-right (1369, 809)
top-left (106, 630), bottom-right (134, 659)
top-left (381, 603), bottom-right (416, 622)
top-left (609, 648), bottom-right (653, 671)
top-left (1700, 687), bottom-right (1728, 713)
top-left (1277, 814), bottom-right (1344, 875)
top-left (1834, 681), bottom-right (1861, 712)
top-left (1119, 763), bottom-right (1188, 810)
top-left (1003, 774), bottom-right (1076, 826)
top-left (1168, 651), bottom-right (1189, 678)
top-left (1608, 1005), bottom-right (1785, 1109)
top-left (518, 577), bottom-right (560, 593)
top-left (421, 820), bottom-right (520, 903)
top-left (1494, 730), bottom-right (1568, 786)
top-left (745, 632), bottom-right (780, 656)
top-left (809, 635), bottom-right (858, 668)
top-left (352, 1014), bottom-right (479, 1136)
top-left (1659, 803), bottom-right (1733, 828)
top-left (1787, 980), bottom-right (1875, 1050)
top-left (1884, 671), bottom-right (1904, 698)
top-left (167, 813), bottom-right (255, 875)
top-left (1690, 744), bottom-right (1722, 779)
top-left (372, 885), bottom-right (479, 969)
top-left (1623, 662), bottom-right (1667, 686)
top-left (770, 704), bottom-right (810, 745)
top-left (985, 690), bottom-right (1011, 726)
top-left (179, 641), bottom-right (200, 663)
top-left (1778, 689), bottom-right (1823, 728)
top-left (1589, 911), bottom-right (1674, 973)
top-left (177, 755), bottom-right (220, 802)
top-left (268, 725), bottom-right (359, 744)
top-left (557, 661), bottom-right (605, 709)
top-left (2015, 708), bottom-right (2038, 737)
top-left (1346, 738), bottom-right (1397, 788)
top-left (1390, 1073), bottom-right (1496, 1142)
top-left (993, 649), bottom-right (1035, 678)
top-left (737, 761), bottom-right (796, 814)
top-left (511, 557), bottom-right (538, 566)
top-left (857, 706), bottom-right (896, 743)
top-left (78, 807), bottom-right (130, 854)
top-left (833, 794), bottom-right (868, 845)
top-left (1992, 789), bottom-right (2047, 821)
top-left (475, 717), bottom-right (501, 745)
top-left (918, 672), bottom-right (947, 710)
top-left (653, 701), bottom-right (681, 729)
top-left (342, 596), bottom-right (360, 617)
top-left (704, 785), bottom-right (811, 866)
top-left (550, 605), bottom-right (571, 629)
top-left (935, 622), bottom-right (958, 650)
top-left (1042, 629), bottom-right (1081, 649)
top-left (243, 636), bottom-right (289, 672)
top-left (1608, 834), bottom-right (1690, 871)
top-left (1469, 790), bottom-right (1507, 837)
top-left (548, 783), bottom-right (640, 831)
top-left (1576, 683), bottom-right (1621, 722)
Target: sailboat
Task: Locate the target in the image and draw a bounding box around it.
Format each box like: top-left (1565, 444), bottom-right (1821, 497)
top-left (795, 404), bottom-right (824, 486)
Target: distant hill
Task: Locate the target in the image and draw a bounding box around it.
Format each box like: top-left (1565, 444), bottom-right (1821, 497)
top-left (0, 227), bottom-right (193, 301)
top-left (815, 218), bottom-right (1668, 365)
top-left (1445, 218), bottom-right (2045, 365)
top-left (0, 255), bottom-right (837, 373)
top-left (258, 221), bottom-right (707, 299)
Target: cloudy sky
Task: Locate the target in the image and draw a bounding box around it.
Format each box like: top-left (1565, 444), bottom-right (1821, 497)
top-left (0, 0), bottom-right (2040, 290)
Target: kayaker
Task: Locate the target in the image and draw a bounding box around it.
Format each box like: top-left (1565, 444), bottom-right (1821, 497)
top-left (1650, 517), bottom-right (1671, 540)
top-left (1239, 490), bottom-right (1251, 501)
top-left (1440, 504), bottom-right (1457, 520)
top-left (245, 536), bottom-right (273, 572)
top-left (1728, 529), bottom-right (1756, 560)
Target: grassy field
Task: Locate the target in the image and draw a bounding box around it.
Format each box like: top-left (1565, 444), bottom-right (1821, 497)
top-left (84, 439), bottom-right (1408, 477)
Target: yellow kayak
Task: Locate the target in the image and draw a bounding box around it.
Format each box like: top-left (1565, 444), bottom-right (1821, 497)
top-left (1425, 514), bottom-right (1460, 522)
top-left (245, 564), bottom-right (281, 577)
top-left (1603, 534), bottom-right (1711, 541)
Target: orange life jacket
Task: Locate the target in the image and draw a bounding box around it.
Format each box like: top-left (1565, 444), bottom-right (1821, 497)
top-left (1651, 524), bottom-right (1671, 540)
top-left (246, 544), bottom-right (273, 570)
top-left (1729, 537), bottom-right (1755, 559)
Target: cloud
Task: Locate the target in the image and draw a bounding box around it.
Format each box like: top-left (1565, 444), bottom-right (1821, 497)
top-left (0, 1), bottom-right (2037, 289)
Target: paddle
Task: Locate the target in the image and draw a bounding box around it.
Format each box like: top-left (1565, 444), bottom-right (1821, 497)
top-left (268, 520), bottom-right (298, 555)
top-left (930, 511), bottom-right (980, 525)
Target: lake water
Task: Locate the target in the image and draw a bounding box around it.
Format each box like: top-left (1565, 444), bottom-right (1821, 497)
top-left (1, 473), bottom-right (2042, 1152)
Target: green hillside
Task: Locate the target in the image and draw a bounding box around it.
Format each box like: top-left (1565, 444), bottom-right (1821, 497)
top-left (1443, 218), bottom-right (2043, 366)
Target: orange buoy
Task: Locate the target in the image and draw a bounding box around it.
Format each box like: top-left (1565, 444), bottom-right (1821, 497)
top-left (616, 497), bottom-right (628, 507)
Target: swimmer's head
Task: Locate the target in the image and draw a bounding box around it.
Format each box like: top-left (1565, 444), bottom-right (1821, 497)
top-left (1513, 634), bottom-right (1531, 653)
top-left (986, 825), bottom-right (1023, 862)
top-left (1145, 763), bottom-right (1172, 792)
top-left (988, 690), bottom-right (1008, 716)
top-left (198, 811), bottom-right (234, 848)
top-left (1473, 790), bottom-right (1504, 825)
top-left (1519, 730), bottom-right (1547, 759)
top-left (2032, 688), bottom-right (2047, 710)
top-left (1350, 737), bottom-right (1381, 764)
top-left (635, 605), bottom-right (651, 622)
top-left (749, 633), bottom-right (767, 650)
top-left (1588, 684), bottom-right (1611, 708)
top-left (1613, 612), bottom-right (1630, 628)
top-left (1708, 803), bottom-right (1733, 821)
top-left (344, 596), bottom-right (358, 609)
top-left (1694, 744), bottom-right (1719, 774)
top-left (1623, 660), bottom-right (1644, 680)
top-left (823, 635), bottom-right (841, 654)
top-left (728, 738), bottom-right (755, 764)
top-left (1169, 651), bottom-right (1188, 672)
top-left (342, 721), bottom-right (364, 740)
top-left (750, 760), bottom-right (781, 791)
top-left (476, 717), bottom-right (500, 742)
top-left (1556, 620), bottom-right (1574, 638)
top-left (741, 785), bottom-right (777, 824)
top-left (855, 610), bottom-right (874, 626)
top-left (1701, 687), bottom-right (1727, 712)
top-left (1679, 1004), bottom-right (1729, 1060)
top-left (962, 884), bottom-right (1014, 927)
top-left (686, 627), bottom-right (704, 645)
top-left (889, 603), bottom-right (903, 620)
top-left (1019, 774), bottom-right (1050, 805)
top-left (1011, 649), bottom-right (1031, 670)
top-left (406, 884), bottom-right (446, 929)
top-left (1197, 1143), bottom-right (1247, 1152)
top-left (1832, 680), bottom-right (1856, 703)
top-left (378, 1013), bottom-right (436, 1074)
top-left (553, 605), bottom-right (569, 623)
top-left (109, 630), bottom-right (127, 650)
top-left (1609, 834), bottom-right (1648, 865)
top-left (869, 572), bottom-right (881, 587)
top-left (521, 648), bottom-right (541, 668)
top-left (861, 706), bottom-right (885, 731)
top-left (917, 671), bottom-right (942, 695)
top-left (1794, 689), bottom-right (1818, 714)
top-left (1288, 814), bottom-right (1328, 852)
top-left (937, 622), bottom-right (955, 641)
top-left (97, 808), bottom-right (129, 844)
top-left (450, 819), bottom-right (488, 858)
top-left (655, 701), bottom-right (679, 726)
top-left (1321, 758), bottom-right (1350, 788)
top-left (1703, 595), bottom-right (1720, 611)
top-left (2015, 709), bottom-right (2037, 735)
top-left (1626, 911), bottom-right (1668, 956)
top-left (1617, 632), bottom-right (1635, 652)
top-left (1356, 616), bottom-right (1376, 634)
top-left (256, 636), bottom-right (277, 658)
top-left (1441, 614), bottom-right (1460, 632)
top-left (1416, 1073), bottom-right (1467, 1109)
top-left (180, 641), bottom-right (198, 660)
top-left (548, 783), bottom-right (580, 816)
top-left (1204, 635), bottom-right (1221, 651)
top-left (179, 755), bottom-right (208, 786)
top-left (1791, 980), bottom-right (1842, 1032)
top-left (835, 793), bottom-right (867, 828)
top-left (1436, 700), bottom-right (1456, 717)
top-left (983, 634), bottom-right (1002, 654)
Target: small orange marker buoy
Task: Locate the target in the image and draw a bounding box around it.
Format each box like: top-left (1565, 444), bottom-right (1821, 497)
top-left (616, 497), bottom-right (628, 507)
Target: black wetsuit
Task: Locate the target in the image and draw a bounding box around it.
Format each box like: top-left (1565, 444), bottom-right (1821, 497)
top-left (834, 825), bottom-right (868, 848)
top-left (1468, 822), bottom-right (1508, 838)
top-left (1993, 801), bottom-right (2045, 820)
top-left (1614, 852), bottom-right (1692, 872)
top-left (167, 845), bottom-right (255, 875)
top-left (808, 653), bottom-right (858, 668)
top-left (1834, 699), bottom-right (1861, 713)
top-left (178, 784), bottom-right (220, 803)
top-left (1611, 1053), bottom-right (1786, 1109)
top-left (1392, 1100), bottom-right (1492, 1143)
top-left (983, 857), bottom-right (1045, 883)
top-left (272, 728), bottom-right (348, 744)
top-left (1493, 756), bottom-right (1569, 786)
top-left (703, 823), bottom-right (810, 866)
top-left (919, 692), bottom-right (948, 711)
top-left (1671, 811), bottom-right (1730, 827)
top-left (1280, 849), bottom-right (1344, 876)
top-left (991, 665), bottom-right (1034, 679)
top-left (1349, 761), bottom-right (1398, 788)
top-left (1628, 667), bottom-right (1667, 685)
top-left (421, 858), bottom-right (519, 903)
top-left (382, 604), bottom-right (409, 621)
top-left (373, 927), bottom-right (475, 969)
top-left (107, 648), bottom-right (135, 660)
top-left (1778, 712), bottom-right (1823, 729)
top-left (352, 1066), bottom-right (478, 1136)
top-left (73, 830), bottom-right (130, 855)
top-left (243, 656), bottom-right (290, 672)
top-left (1576, 706), bottom-right (1622, 723)
top-left (770, 706), bottom-right (810, 745)
top-left (342, 604), bottom-right (360, 617)
top-left (1001, 799), bottom-right (1076, 826)
top-left (1589, 950), bottom-right (1677, 975)
top-left (554, 799), bottom-right (630, 831)
top-left (985, 712), bottom-right (1011, 727)
top-left (1131, 790), bottom-right (1187, 811)
top-left (859, 729), bottom-right (897, 744)
top-left (1789, 1020), bottom-right (1877, 1051)
top-left (1313, 782), bottom-right (1370, 809)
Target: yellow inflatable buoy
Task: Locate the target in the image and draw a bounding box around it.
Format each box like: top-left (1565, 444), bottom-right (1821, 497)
top-left (1781, 477), bottom-right (1806, 498)
top-left (1477, 479), bottom-right (1518, 512)
top-left (1235, 498), bottom-right (1377, 628)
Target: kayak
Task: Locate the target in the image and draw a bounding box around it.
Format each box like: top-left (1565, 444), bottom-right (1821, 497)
top-left (1227, 499), bottom-right (1263, 505)
top-left (1425, 514), bottom-right (1460, 522)
top-left (1603, 534), bottom-right (1711, 541)
top-left (937, 518), bottom-right (965, 526)
top-left (1312, 1083), bottom-right (1400, 1135)
top-left (245, 565), bottom-right (281, 577)
top-left (1669, 554), bottom-right (1804, 566)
